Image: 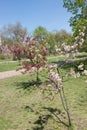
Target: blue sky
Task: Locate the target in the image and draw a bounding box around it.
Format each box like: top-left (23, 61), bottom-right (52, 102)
top-left (0, 0), bottom-right (72, 33)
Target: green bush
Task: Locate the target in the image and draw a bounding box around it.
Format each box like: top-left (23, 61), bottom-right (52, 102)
top-left (0, 54), bottom-right (5, 60)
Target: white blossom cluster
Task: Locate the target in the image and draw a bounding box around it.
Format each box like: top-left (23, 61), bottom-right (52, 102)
top-left (50, 70), bottom-right (62, 89)
top-left (69, 62), bottom-right (87, 80)
top-left (75, 26), bottom-right (86, 47)
top-left (60, 26), bottom-right (86, 59)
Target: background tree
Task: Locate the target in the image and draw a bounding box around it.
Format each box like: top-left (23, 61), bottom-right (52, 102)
top-left (63, 0), bottom-right (87, 52)
top-left (54, 29), bottom-right (73, 45)
top-left (33, 26), bottom-right (57, 54)
top-left (12, 22), bottom-right (27, 44)
top-left (47, 32), bottom-right (57, 54)
top-left (33, 26), bottom-right (49, 41)
top-left (0, 22), bottom-right (27, 46)
top-left (33, 27), bottom-right (73, 55)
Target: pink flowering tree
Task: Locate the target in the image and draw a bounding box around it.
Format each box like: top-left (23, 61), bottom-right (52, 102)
top-left (11, 44), bottom-right (24, 60)
top-left (40, 26), bottom-right (86, 127)
top-left (0, 44), bottom-right (11, 58)
top-left (11, 35), bottom-right (48, 82)
top-left (40, 64), bottom-right (72, 127)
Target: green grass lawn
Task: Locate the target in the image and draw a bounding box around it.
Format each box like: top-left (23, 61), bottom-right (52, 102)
top-left (0, 55), bottom-right (65, 72)
top-left (0, 53), bottom-right (87, 72)
top-left (0, 61), bottom-right (20, 72)
top-left (0, 70), bottom-right (87, 130)
top-left (0, 53), bottom-right (87, 129)
top-left (47, 55), bottom-right (65, 64)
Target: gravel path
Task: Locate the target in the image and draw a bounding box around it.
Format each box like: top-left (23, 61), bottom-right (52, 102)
top-left (0, 70), bottom-right (22, 79)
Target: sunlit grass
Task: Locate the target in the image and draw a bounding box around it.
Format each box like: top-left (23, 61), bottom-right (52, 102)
top-left (0, 55), bottom-right (65, 72)
top-left (0, 53), bottom-right (87, 72)
top-left (0, 61), bottom-right (19, 72)
top-left (0, 70), bottom-right (87, 130)
top-left (0, 53), bottom-right (87, 129)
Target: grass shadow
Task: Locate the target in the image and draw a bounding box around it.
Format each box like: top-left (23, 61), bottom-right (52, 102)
top-left (76, 54), bottom-right (87, 58)
top-left (43, 107), bottom-right (70, 128)
top-left (24, 104), bottom-right (52, 130)
top-left (15, 79), bottom-right (42, 90)
top-left (25, 105), bottom-right (70, 130)
top-left (52, 58), bottom-right (87, 71)
top-left (32, 114), bottom-right (51, 130)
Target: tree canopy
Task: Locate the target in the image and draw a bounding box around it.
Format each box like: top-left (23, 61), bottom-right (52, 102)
top-left (63, 0), bottom-right (87, 51)
top-left (0, 22), bottom-right (27, 46)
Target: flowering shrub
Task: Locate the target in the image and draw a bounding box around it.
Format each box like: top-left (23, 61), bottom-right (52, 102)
top-left (40, 26), bottom-right (87, 127)
top-left (0, 44), bottom-right (11, 57)
top-left (39, 64), bottom-right (72, 127)
top-left (11, 36), bottom-right (48, 81)
top-left (56, 26), bottom-right (87, 83)
top-left (11, 44), bottom-right (24, 60)
top-left (60, 26), bottom-right (86, 59)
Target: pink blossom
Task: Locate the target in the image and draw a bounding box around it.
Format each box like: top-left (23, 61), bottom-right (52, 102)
top-left (50, 70), bottom-right (62, 87)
